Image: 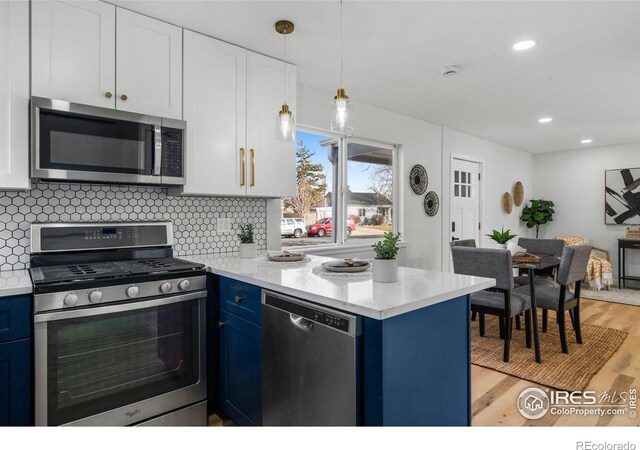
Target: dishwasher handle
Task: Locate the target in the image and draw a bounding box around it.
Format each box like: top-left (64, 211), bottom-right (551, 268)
top-left (290, 314), bottom-right (314, 332)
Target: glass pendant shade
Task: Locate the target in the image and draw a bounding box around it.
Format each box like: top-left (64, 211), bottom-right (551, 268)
top-left (276, 104), bottom-right (295, 141)
top-left (331, 88), bottom-right (353, 133)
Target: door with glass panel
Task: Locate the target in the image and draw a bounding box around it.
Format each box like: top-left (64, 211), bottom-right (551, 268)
top-left (451, 158), bottom-right (480, 246)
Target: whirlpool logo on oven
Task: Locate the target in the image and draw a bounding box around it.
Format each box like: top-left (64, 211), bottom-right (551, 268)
top-left (125, 409), bottom-right (142, 418)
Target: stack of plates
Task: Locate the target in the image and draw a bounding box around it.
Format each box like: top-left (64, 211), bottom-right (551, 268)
top-left (321, 259), bottom-right (371, 273)
top-left (266, 251), bottom-right (306, 262)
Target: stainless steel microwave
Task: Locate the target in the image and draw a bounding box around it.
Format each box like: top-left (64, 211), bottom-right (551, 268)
top-left (31, 97), bottom-right (185, 186)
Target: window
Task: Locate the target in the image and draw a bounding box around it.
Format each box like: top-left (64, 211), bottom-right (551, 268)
top-left (454, 170), bottom-right (474, 198)
top-left (282, 129), bottom-right (398, 248)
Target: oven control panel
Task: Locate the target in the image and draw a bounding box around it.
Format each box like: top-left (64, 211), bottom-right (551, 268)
top-left (34, 276), bottom-right (207, 313)
top-left (35, 223), bottom-right (171, 252)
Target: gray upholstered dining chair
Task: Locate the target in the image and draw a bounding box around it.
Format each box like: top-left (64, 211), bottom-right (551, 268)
top-left (451, 247), bottom-right (533, 362)
top-left (514, 245), bottom-right (591, 354)
top-left (513, 238), bottom-right (565, 288)
top-left (449, 239), bottom-right (477, 249)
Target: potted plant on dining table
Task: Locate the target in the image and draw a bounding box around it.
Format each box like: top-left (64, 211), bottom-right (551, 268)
top-left (485, 227), bottom-right (517, 249)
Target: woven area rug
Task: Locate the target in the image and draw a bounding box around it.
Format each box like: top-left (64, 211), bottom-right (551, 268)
top-left (581, 287), bottom-right (640, 307)
top-left (471, 315), bottom-right (627, 391)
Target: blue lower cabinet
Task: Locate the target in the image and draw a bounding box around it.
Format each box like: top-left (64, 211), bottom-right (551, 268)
top-left (0, 338), bottom-right (33, 426)
top-left (219, 309), bottom-right (262, 425)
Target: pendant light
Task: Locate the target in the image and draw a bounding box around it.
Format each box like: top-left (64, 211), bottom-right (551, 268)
top-left (331, 0), bottom-right (353, 133)
top-left (275, 20), bottom-right (295, 141)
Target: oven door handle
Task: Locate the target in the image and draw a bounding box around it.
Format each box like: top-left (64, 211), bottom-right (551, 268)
top-left (34, 291), bottom-right (206, 323)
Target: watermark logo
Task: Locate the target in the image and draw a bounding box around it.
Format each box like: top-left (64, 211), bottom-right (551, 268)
top-left (517, 387), bottom-right (550, 419)
top-left (517, 387), bottom-right (637, 420)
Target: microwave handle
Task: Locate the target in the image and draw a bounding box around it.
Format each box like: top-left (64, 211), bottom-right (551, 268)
top-left (153, 125), bottom-right (162, 176)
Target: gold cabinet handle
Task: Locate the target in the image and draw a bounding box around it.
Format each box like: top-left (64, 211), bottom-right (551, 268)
top-left (217, 321), bottom-right (227, 329)
top-left (250, 148), bottom-right (255, 187)
top-left (240, 148), bottom-right (246, 186)
top-left (104, 91), bottom-right (113, 99)
top-left (120, 94), bottom-right (128, 101)
top-left (234, 295), bottom-right (242, 304)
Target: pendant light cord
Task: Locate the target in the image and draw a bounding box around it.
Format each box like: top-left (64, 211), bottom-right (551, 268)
top-left (340, 0), bottom-right (344, 88)
top-left (283, 31), bottom-right (287, 106)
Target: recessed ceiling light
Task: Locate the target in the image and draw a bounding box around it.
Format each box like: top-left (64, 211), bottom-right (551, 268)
top-left (581, 139), bottom-right (593, 144)
top-left (538, 117), bottom-right (552, 124)
top-left (513, 40), bottom-right (537, 51)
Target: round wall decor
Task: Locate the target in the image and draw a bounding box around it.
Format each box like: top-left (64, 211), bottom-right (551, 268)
top-left (502, 192), bottom-right (513, 214)
top-left (424, 191), bottom-right (439, 216)
top-left (409, 164), bottom-right (428, 195)
top-left (513, 181), bottom-right (524, 206)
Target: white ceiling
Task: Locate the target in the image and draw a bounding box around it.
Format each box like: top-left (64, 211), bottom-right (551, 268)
top-left (113, 1), bottom-right (640, 154)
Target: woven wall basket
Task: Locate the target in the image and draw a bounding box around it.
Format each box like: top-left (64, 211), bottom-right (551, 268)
top-left (503, 192), bottom-right (513, 214)
top-left (513, 181), bottom-right (524, 207)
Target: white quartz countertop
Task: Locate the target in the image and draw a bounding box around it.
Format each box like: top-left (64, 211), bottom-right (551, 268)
top-left (0, 269), bottom-right (33, 297)
top-left (183, 253), bottom-right (495, 320)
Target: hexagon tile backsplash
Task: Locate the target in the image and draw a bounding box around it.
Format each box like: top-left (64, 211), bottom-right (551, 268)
top-left (0, 182), bottom-right (267, 272)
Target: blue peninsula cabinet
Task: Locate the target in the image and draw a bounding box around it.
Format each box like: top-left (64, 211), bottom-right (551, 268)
top-left (0, 294), bottom-right (33, 426)
top-left (213, 274), bottom-right (473, 426)
top-left (217, 277), bottom-right (263, 426)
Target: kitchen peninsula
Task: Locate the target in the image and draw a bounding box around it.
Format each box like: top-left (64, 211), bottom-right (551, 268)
top-left (188, 253), bottom-right (495, 426)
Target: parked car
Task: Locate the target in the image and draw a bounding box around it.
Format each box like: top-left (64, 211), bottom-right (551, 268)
top-left (281, 218), bottom-right (306, 238)
top-left (307, 218), bottom-right (356, 237)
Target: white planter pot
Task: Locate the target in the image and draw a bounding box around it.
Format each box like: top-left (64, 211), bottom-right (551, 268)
top-left (372, 258), bottom-right (398, 283)
top-left (495, 243), bottom-right (507, 250)
top-left (239, 243), bottom-right (257, 259)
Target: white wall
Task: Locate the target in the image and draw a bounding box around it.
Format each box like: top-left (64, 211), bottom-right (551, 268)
top-left (533, 142), bottom-right (640, 282)
top-left (440, 128), bottom-right (534, 269)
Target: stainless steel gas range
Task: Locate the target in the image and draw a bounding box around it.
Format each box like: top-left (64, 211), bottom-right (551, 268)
top-left (30, 222), bottom-right (207, 426)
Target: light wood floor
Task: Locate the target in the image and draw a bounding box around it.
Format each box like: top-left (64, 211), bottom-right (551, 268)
top-left (472, 298), bottom-right (640, 426)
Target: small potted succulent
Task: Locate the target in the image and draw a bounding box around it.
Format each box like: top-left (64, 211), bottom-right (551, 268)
top-left (485, 227), bottom-right (517, 249)
top-left (237, 223), bottom-right (257, 259)
top-left (371, 232), bottom-right (401, 283)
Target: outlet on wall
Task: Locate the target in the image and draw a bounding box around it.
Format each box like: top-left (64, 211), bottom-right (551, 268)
top-left (217, 217), bottom-right (232, 233)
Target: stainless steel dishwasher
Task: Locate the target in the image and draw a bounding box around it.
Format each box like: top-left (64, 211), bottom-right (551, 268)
top-left (262, 290), bottom-right (361, 426)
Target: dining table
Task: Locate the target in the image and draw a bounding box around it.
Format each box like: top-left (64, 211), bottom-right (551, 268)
top-left (512, 255), bottom-right (562, 364)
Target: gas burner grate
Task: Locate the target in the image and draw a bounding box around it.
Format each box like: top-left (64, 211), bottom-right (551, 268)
top-left (135, 260), bottom-right (174, 269)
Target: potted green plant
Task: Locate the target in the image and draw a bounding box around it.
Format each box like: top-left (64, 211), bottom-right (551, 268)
top-left (520, 199), bottom-right (555, 238)
top-left (371, 232), bottom-right (401, 283)
top-left (237, 223), bottom-right (256, 258)
top-left (485, 227), bottom-right (517, 249)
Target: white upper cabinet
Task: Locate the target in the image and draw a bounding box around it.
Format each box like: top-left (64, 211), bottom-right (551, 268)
top-left (246, 51), bottom-right (297, 198)
top-left (32, 2), bottom-right (182, 119)
top-left (180, 35), bottom-right (297, 198)
top-left (182, 30), bottom-right (246, 196)
top-left (32, 0), bottom-right (116, 108)
top-left (116, 8), bottom-right (182, 119)
top-left (0, 1), bottom-right (30, 190)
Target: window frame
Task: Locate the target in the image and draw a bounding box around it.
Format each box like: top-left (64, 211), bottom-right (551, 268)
top-left (288, 125), bottom-right (401, 250)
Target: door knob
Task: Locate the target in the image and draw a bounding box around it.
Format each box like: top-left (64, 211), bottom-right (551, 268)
top-left (217, 321), bottom-right (227, 329)
top-left (120, 94), bottom-right (128, 101)
top-left (105, 91), bottom-right (113, 98)
top-left (234, 295), bottom-right (242, 304)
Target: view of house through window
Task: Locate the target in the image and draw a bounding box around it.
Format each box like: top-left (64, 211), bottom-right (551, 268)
top-left (346, 139), bottom-right (393, 240)
top-left (282, 130), bottom-right (395, 247)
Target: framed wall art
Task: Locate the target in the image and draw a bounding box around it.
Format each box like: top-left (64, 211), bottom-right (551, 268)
top-left (605, 167), bottom-right (640, 225)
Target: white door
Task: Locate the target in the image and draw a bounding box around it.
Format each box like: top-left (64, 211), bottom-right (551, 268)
top-left (116, 8), bottom-right (182, 119)
top-left (182, 30), bottom-right (247, 196)
top-left (451, 158), bottom-right (481, 245)
top-left (0, 0), bottom-right (30, 190)
top-left (31, 0), bottom-right (116, 108)
top-left (246, 51), bottom-right (297, 198)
